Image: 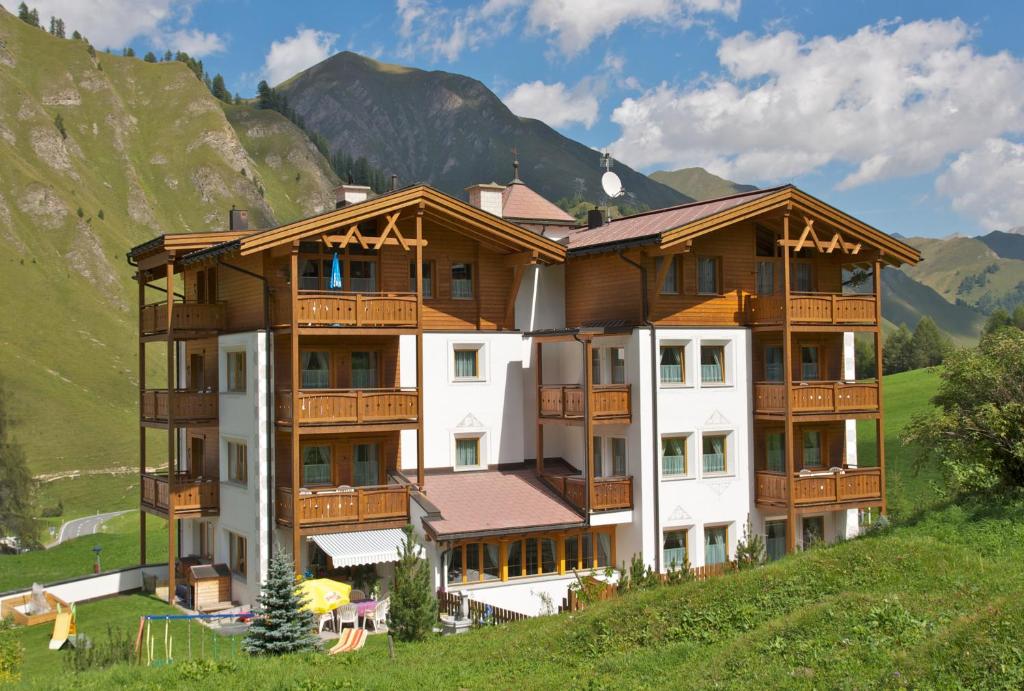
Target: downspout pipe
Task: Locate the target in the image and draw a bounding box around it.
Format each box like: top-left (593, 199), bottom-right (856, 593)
top-left (617, 250), bottom-right (661, 574)
top-left (571, 333), bottom-right (591, 516)
top-left (218, 259), bottom-right (276, 560)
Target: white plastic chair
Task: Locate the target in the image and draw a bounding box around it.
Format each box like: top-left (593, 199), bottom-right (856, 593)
top-left (336, 604), bottom-right (359, 630)
top-left (364, 597), bottom-right (389, 631)
top-left (317, 612), bottom-right (335, 634)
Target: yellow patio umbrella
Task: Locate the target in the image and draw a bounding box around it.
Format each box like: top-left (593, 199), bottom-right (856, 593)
top-left (297, 578), bottom-right (352, 615)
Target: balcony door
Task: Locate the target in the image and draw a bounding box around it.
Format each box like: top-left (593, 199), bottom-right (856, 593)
top-left (765, 520), bottom-right (786, 561)
top-left (353, 443), bottom-right (380, 487)
top-left (800, 346), bottom-right (820, 380)
top-left (351, 352), bottom-right (378, 389)
top-left (301, 351), bottom-right (330, 389)
top-left (764, 346), bottom-right (783, 382)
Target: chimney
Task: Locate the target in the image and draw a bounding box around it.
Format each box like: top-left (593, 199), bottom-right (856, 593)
top-left (587, 208), bottom-right (604, 229)
top-left (229, 207), bottom-right (249, 231)
top-left (334, 183), bottom-right (371, 209)
top-left (465, 182), bottom-right (505, 218)
top-left (390, 174), bottom-right (398, 192)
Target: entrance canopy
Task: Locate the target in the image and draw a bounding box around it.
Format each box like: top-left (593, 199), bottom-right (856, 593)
top-left (311, 528), bottom-right (422, 569)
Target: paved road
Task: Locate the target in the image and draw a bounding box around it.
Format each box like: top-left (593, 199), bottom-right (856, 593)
top-left (53, 510), bottom-right (130, 546)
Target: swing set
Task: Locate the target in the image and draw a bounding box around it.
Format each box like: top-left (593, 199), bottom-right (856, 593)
top-left (133, 613), bottom-right (253, 667)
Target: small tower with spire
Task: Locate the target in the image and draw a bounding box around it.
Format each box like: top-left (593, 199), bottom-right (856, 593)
top-left (511, 146), bottom-right (522, 183)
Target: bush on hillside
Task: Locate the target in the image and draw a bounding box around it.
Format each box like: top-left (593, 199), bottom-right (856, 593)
top-left (734, 516), bottom-right (766, 570)
top-left (883, 317), bottom-right (953, 374)
top-left (0, 617), bottom-right (23, 684)
top-left (903, 328), bottom-right (1024, 494)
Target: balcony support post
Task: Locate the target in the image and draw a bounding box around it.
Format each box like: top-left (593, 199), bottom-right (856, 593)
top-left (536, 340), bottom-right (544, 477)
top-left (584, 338), bottom-right (595, 514)
top-left (782, 208), bottom-right (797, 555)
top-left (138, 275), bottom-right (147, 565)
top-left (873, 259), bottom-right (887, 517)
top-left (290, 245), bottom-right (302, 574)
top-left (165, 258), bottom-right (177, 604)
top-left (416, 205), bottom-right (425, 487)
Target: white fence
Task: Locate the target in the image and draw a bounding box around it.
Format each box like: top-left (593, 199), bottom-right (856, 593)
top-left (0, 563), bottom-right (169, 610)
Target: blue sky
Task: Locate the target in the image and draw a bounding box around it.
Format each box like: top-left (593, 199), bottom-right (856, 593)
top-left (23, 0), bottom-right (1024, 238)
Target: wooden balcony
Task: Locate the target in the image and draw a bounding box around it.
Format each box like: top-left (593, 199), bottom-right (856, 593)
top-left (746, 293), bottom-right (878, 326)
top-left (753, 381), bottom-right (880, 417)
top-left (275, 485), bottom-right (410, 530)
top-left (141, 389), bottom-right (217, 426)
top-left (296, 291), bottom-right (418, 329)
top-left (276, 388), bottom-right (418, 430)
top-left (140, 472), bottom-right (219, 518)
top-left (140, 301), bottom-right (224, 338)
top-left (538, 385), bottom-right (631, 424)
top-left (541, 474), bottom-right (633, 513)
top-left (755, 467), bottom-right (882, 510)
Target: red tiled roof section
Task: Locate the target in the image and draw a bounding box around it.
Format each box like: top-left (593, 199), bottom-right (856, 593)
top-left (502, 182), bottom-right (576, 223)
top-left (566, 187), bottom-right (780, 251)
top-left (423, 468), bottom-right (584, 538)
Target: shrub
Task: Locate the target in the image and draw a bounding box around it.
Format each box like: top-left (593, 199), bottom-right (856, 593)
top-left (0, 617), bottom-right (23, 684)
top-left (734, 516), bottom-right (766, 570)
top-left (65, 625), bottom-right (133, 673)
top-left (388, 526), bottom-right (436, 642)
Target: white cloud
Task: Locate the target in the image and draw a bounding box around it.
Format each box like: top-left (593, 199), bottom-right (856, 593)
top-left (607, 19), bottom-right (1024, 191)
top-left (936, 138), bottom-right (1024, 230)
top-left (503, 80), bottom-right (599, 128)
top-left (394, 0), bottom-right (737, 62)
top-left (27, 0), bottom-right (225, 56)
top-left (261, 28), bottom-right (339, 86)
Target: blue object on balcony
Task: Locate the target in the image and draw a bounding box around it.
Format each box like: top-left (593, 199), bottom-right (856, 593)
top-left (329, 252), bottom-right (343, 290)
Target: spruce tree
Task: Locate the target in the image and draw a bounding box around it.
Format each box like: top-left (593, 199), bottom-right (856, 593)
top-left (388, 526), bottom-right (435, 642)
top-left (0, 379), bottom-right (39, 548)
top-left (211, 74), bottom-right (231, 102)
top-left (143, 51), bottom-right (157, 63)
top-left (17, 3), bottom-right (30, 23)
top-left (243, 551), bottom-right (318, 655)
top-left (883, 324), bottom-right (913, 374)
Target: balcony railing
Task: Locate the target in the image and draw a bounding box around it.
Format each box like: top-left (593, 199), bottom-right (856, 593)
top-left (276, 388), bottom-right (418, 427)
top-left (141, 389), bottom-right (218, 424)
top-left (140, 472), bottom-right (219, 517)
top-left (746, 293), bottom-right (877, 325)
top-left (296, 291), bottom-right (418, 328)
top-left (753, 381), bottom-right (880, 415)
top-left (275, 485), bottom-right (410, 528)
top-left (141, 301), bottom-right (224, 336)
top-left (755, 467), bottom-right (882, 507)
top-left (538, 385), bottom-right (631, 422)
top-left (541, 474), bottom-right (633, 512)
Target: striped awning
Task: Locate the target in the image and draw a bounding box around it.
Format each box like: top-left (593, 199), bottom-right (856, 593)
top-left (310, 529), bottom-right (422, 569)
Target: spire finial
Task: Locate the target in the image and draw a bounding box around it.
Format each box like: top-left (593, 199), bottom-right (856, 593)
top-left (511, 146), bottom-right (521, 183)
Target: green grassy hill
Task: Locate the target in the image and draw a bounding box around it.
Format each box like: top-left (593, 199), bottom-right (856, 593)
top-left (650, 166), bottom-right (757, 201)
top-left (0, 11), bottom-right (336, 504)
top-left (881, 268), bottom-right (985, 344)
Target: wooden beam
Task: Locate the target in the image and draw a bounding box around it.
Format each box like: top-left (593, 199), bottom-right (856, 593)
top-left (874, 260), bottom-right (887, 518)
top-left (165, 259), bottom-right (176, 605)
top-left (501, 250), bottom-right (540, 268)
top-left (504, 264), bottom-right (527, 330)
top-left (138, 277), bottom-right (146, 566)
top-left (290, 246), bottom-right (301, 575)
top-left (536, 340), bottom-right (544, 477)
top-left (782, 210), bottom-right (797, 556)
top-left (415, 206), bottom-right (425, 488)
top-left (321, 235), bottom-right (427, 249)
top-left (649, 252), bottom-right (677, 315)
top-left (584, 339), bottom-right (595, 514)
top-left (374, 212), bottom-right (407, 251)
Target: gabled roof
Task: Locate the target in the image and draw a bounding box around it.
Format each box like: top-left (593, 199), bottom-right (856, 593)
top-left (127, 230), bottom-right (256, 261)
top-left (565, 185), bottom-right (922, 266)
top-left (236, 183), bottom-right (566, 264)
top-left (501, 180), bottom-right (576, 225)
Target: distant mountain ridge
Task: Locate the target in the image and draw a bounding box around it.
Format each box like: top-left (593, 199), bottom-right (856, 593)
top-left (649, 167), bottom-right (757, 201)
top-left (278, 51), bottom-right (689, 209)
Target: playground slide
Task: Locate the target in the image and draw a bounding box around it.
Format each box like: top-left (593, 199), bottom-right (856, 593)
top-left (49, 611), bottom-right (74, 650)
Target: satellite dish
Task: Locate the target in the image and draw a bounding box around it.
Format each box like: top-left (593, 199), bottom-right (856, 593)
top-left (601, 171), bottom-right (623, 198)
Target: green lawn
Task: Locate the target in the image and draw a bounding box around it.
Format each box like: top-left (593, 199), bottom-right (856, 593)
top-left (0, 512), bottom-right (167, 592)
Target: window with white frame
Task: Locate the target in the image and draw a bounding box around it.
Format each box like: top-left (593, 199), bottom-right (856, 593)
top-left (700, 345), bottom-right (726, 384)
top-left (455, 436), bottom-right (482, 468)
top-left (659, 344), bottom-right (685, 385)
top-left (663, 529), bottom-right (688, 570)
top-left (452, 345), bottom-right (482, 381)
top-left (611, 437), bottom-right (626, 476)
top-left (227, 440), bottom-right (247, 485)
top-left (302, 445), bottom-right (331, 486)
top-left (702, 434), bottom-right (728, 474)
top-left (704, 525), bottom-right (728, 565)
top-left (226, 351), bottom-right (246, 393)
top-left (662, 436), bottom-right (687, 477)
top-left (229, 531), bottom-right (247, 578)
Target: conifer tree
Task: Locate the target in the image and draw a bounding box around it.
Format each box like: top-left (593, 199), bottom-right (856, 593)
top-left (71, 30), bottom-right (81, 40)
top-left (243, 551), bottom-right (318, 655)
top-left (734, 516), bottom-right (766, 570)
top-left (17, 3), bottom-right (30, 22)
top-left (211, 74), bottom-right (231, 103)
top-left (123, 47), bottom-right (135, 57)
top-left (0, 379), bottom-right (39, 548)
top-left (388, 526), bottom-right (435, 642)
top-left (143, 51), bottom-right (157, 63)
top-left (162, 50), bottom-right (172, 62)
top-left (49, 16), bottom-right (65, 38)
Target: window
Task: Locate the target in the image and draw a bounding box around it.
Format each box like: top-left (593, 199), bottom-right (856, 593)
top-left (697, 256), bottom-right (721, 295)
top-left (451, 262), bottom-right (474, 299)
top-left (596, 533), bottom-right (612, 568)
top-left (351, 351), bottom-right (378, 389)
top-left (700, 345), bottom-right (725, 384)
top-left (189, 354), bottom-right (205, 390)
top-left (756, 226), bottom-right (778, 257)
top-left (410, 262), bottom-right (433, 298)
top-left (611, 438), bottom-right (626, 476)
top-left (226, 351), bottom-right (246, 393)
top-left (704, 525), bottom-right (728, 565)
top-left (764, 346), bottom-right (783, 382)
top-left (659, 345), bottom-right (685, 384)
top-left (505, 540), bottom-right (522, 577)
top-left (792, 263), bottom-right (814, 292)
top-left (453, 347), bottom-right (480, 380)
top-left (663, 529), bottom-right (688, 569)
top-left (803, 431), bottom-right (822, 468)
top-left (609, 348), bottom-right (626, 385)
top-left (302, 445), bottom-right (331, 485)
top-left (766, 432), bottom-right (785, 473)
top-left (702, 434), bottom-right (727, 473)
top-left (802, 516), bottom-right (824, 548)
top-left (455, 437), bottom-right (480, 468)
top-left (483, 543), bottom-right (500, 580)
top-left (593, 437), bottom-right (603, 477)
top-left (353, 443), bottom-right (379, 486)
top-left (800, 346), bottom-right (819, 380)
top-left (227, 441), bottom-right (247, 484)
top-left (766, 520), bottom-right (786, 562)
top-left (199, 522), bottom-right (214, 560)
top-left (301, 351), bottom-right (330, 389)
top-left (658, 256), bottom-right (679, 294)
top-left (229, 532), bottom-right (247, 578)
top-left (591, 349), bottom-right (602, 385)
top-left (299, 258), bottom-right (324, 291)
top-left (450, 530), bottom-right (615, 584)
top-left (525, 537), bottom-right (539, 575)
top-left (448, 545), bottom-right (464, 584)
top-left (756, 260), bottom-right (776, 295)
top-left (349, 258), bottom-right (377, 292)
top-left (662, 436), bottom-right (687, 477)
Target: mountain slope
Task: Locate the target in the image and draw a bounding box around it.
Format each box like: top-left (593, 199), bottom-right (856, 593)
top-left (0, 9), bottom-right (336, 476)
top-left (977, 230), bottom-right (1024, 261)
top-left (278, 51), bottom-right (689, 209)
top-left (650, 166), bottom-right (756, 201)
top-left (881, 268), bottom-right (984, 343)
